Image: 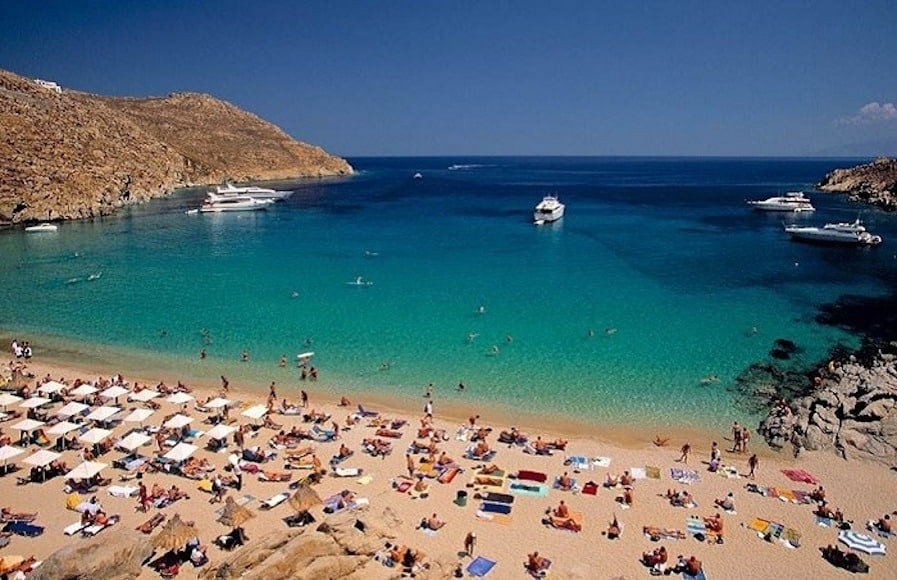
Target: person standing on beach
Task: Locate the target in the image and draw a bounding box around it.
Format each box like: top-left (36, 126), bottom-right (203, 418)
top-left (406, 453), bottom-right (416, 478)
top-left (741, 429), bottom-right (751, 453)
top-left (748, 454), bottom-right (758, 479)
top-left (233, 462), bottom-right (242, 491)
top-left (464, 531), bottom-right (476, 556)
top-left (220, 376), bottom-right (229, 393)
top-left (678, 442), bottom-right (691, 464)
top-left (731, 422), bottom-right (743, 453)
top-left (268, 382), bottom-right (277, 402)
top-left (300, 390), bottom-right (308, 408)
top-left (234, 425), bottom-right (245, 450)
top-left (424, 400), bottom-right (433, 420)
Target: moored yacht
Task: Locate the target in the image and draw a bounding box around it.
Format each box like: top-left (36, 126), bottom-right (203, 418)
top-left (199, 194), bottom-right (272, 213)
top-left (24, 223), bottom-right (58, 232)
top-left (214, 182), bottom-right (293, 201)
top-left (534, 194), bottom-right (565, 224)
top-left (747, 191), bottom-right (815, 212)
top-left (784, 219), bottom-right (882, 246)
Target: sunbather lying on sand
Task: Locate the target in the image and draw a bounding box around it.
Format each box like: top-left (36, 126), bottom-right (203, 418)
top-left (643, 526), bottom-right (685, 540)
top-left (666, 489), bottom-right (694, 507)
top-left (606, 515), bottom-right (621, 539)
top-left (0, 508), bottom-right (37, 522)
top-left (714, 492), bottom-right (735, 511)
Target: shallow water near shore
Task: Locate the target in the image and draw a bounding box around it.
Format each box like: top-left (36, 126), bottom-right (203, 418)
top-left (3, 157), bottom-right (896, 431)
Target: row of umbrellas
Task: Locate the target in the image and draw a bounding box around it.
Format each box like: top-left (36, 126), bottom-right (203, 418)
top-left (151, 484), bottom-right (322, 551)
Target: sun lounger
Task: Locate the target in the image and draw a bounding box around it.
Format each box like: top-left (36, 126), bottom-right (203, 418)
top-left (466, 556), bottom-right (497, 578)
top-left (260, 491), bottom-right (291, 509)
top-left (64, 521), bottom-right (86, 536)
top-left (82, 514), bottom-right (120, 536)
top-left (258, 471), bottom-right (292, 482)
top-left (136, 513), bottom-right (166, 534)
top-left (4, 520), bottom-right (44, 537)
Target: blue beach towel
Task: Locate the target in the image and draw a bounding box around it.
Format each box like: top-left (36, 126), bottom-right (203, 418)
top-left (686, 516), bottom-right (707, 537)
top-left (467, 556), bottom-right (497, 578)
top-left (683, 570), bottom-right (707, 580)
top-left (480, 502), bottom-right (512, 515)
top-left (564, 455), bottom-right (591, 470)
top-left (4, 521), bottom-right (44, 537)
top-left (508, 481), bottom-right (549, 497)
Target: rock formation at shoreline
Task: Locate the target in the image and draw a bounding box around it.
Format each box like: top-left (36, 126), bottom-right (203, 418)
top-left (0, 68), bottom-right (353, 225)
top-left (817, 157), bottom-right (897, 211)
top-left (759, 353), bottom-right (897, 465)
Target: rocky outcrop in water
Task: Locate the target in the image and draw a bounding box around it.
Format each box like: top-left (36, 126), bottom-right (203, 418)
top-left (817, 157), bottom-right (897, 211)
top-left (0, 68), bottom-right (353, 225)
top-left (759, 353), bottom-right (897, 465)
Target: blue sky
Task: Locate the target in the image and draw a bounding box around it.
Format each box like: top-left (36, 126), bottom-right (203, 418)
top-left (1, 0), bottom-right (895, 156)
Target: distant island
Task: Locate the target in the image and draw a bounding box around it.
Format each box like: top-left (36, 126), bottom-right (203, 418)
top-left (817, 157), bottom-right (897, 212)
top-left (0, 68), bottom-right (353, 224)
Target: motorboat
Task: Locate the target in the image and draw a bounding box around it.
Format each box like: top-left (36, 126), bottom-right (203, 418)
top-left (413, 173), bottom-right (423, 180)
top-left (199, 194), bottom-right (272, 213)
top-left (214, 182), bottom-right (293, 202)
top-left (534, 194), bottom-right (565, 224)
top-left (784, 219), bottom-right (883, 246)
top-left (747, 192), bottom-right (815, 212)
top-left (25, 223), bottom-right (58, 232)
top-left (346, 276), bottom-right (373, 287)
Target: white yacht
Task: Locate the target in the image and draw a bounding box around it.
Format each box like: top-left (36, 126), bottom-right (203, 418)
top-left (214, 182), bottom-right (293, 201)
top-left (534, 194), bottom-right (565, 224)
top-left (199, 194), bottom-right (271, 213)
top-left (24, 223), bottom-right (58, 232)
top-left (747, 191), bottom-right (815, 212)
top-left (784, 219), bottom-right (882, 246)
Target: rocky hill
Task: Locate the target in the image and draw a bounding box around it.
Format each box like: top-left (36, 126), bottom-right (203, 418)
top-left (0, 68), bottom-right (353, 224)
top-left (817, 157), bottom-right (897, 211)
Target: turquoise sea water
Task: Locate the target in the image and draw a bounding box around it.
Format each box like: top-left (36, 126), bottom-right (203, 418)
top-left (2, 157), bottom-right (895, 431)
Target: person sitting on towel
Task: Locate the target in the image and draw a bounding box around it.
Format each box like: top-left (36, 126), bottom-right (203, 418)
top-left (620, 471), bottom-right (634, 486)
top-left (553, 500), bottom-right (570, 518)
top-left (558, 472), bottom-right (574, 491)
top-left (422, 513), bottom-right (445, 530)
top-left (810, 486), bottom-right (826, 503)
top-left (704, 513), bottom-right (724, 536)
top-left (714, 492), bottom-right (735, 511)
top-left (413, 476), bottom-right (429, 494)
top-left (877, 514), bottom-right (892, 533)
top-left (527, 552), bottom-right (548, 573)
top-left (607, 515), bottom-right (621, 539)
top-left (685, 556), bottom-right (702, 576)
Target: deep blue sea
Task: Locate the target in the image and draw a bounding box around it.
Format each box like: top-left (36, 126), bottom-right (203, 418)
top-left (2, 157), bottom-right (896, 430)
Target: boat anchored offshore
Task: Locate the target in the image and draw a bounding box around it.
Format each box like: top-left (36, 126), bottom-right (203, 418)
top-left (25, 223), bottom-right (58, 232)
top-left (747, 192), bottom-right (815, 212)
top-left (784, 219), bottom-right (883, 246)
top-left (199, 193), bottom-right (272, 213)
top-left (214, 182), bottom-right (293, 202)
top-left (534, 194), bottom-right (565, 224)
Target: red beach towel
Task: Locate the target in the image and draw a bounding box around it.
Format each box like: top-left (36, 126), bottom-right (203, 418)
top-left (781, 468), bottom-right (819, 484)
top-left (517, 470), bottom-right (548, 483)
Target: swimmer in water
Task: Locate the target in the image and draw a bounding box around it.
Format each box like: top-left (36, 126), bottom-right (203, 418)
top-left (605, 327), bottom-right (617, 335)
top-left (290, 291), bottom-right (300, 298)
top-left (477, 305), bottom-right (486, 315)
top-left (466, 333), bottom-right (479, 344)
top-left (587, 328), bottom-right (595, 338)
top-left (505, 335), bottom-right (513, 344)
top-left (490, 345), bottom-right (500, 356)
top-left (700, 375), bottom-right (720, 385)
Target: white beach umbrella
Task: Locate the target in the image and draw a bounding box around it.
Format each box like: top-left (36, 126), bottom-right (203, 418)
top-left (166, 392), bottom-right (194, 405)
top-left (37, 380), bottom-right (66, 395)
top-left (11, 418), bottom-right (45, 433)
top-left (69, 384), bottom-right (98, 398)
top-left (163, 442), bottom-right (197, 462)
top-left (55, 401), bottom-right (89, 419)
top-left (23, 449), bottom-right (60, 467)
top-left (47, 421), bottom-right (80, 436)
top-left (19, 396), bottom-right (52, 409)
top-left (206, 424), bottom-right (236, 441)
top-left (241, 404), bottom-right (268, 421)
top-left (163, 414), bottom-right (194, 430)
top-left (206, 397), bottom-right (231, 409)
top-left (66, 460), bottom-right (107, 480)
top-left (0, 445), bottom-right (24, 468)
top-left (116, 432), bottom-right (151, 452)
top-left (0, 393), bottom-right (22, 408)
top-left (838, 530), bottom-right (887, 556)
top-left (130, 389), bottom-right (161, 403)
top-left (79, 427), bottom-right (113, 445)
top-left (100, 385), bottom-right (130, 400)
top-left (122, 408), bottom-right (154, 425)
top-left (85, 406), bottom-right (120, 423)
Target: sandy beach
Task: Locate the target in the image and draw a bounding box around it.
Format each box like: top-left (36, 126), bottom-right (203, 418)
top-left (1, 355), bottom-right (895, 579)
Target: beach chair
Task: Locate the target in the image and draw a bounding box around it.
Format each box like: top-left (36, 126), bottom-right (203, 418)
top-left (63, 521), bottom-right (87, 536)
top-left (332, 466), bottom-right (362, 477)
top-left (310, 425), bottom-right (336, 442)
top-left (136, 513), bottom-right (166, 534)
top-left (260, 491), bottom-right (291, 509)
top-left (82, 514), bottom-right (120, 536)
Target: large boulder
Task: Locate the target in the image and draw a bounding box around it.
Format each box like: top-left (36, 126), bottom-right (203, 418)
top-left (30, 529), bottom-right (153, 580)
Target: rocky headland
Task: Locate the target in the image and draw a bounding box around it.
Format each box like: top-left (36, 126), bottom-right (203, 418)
top-left (817, 157), bottom-right (897, 211)
top-left (758, 350), bottom-right (897, 466)
top-left (0, 68), bottom-right (353, 225)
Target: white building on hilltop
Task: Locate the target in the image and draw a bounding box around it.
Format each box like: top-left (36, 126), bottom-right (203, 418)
top-left (34, 79), bottom-right (62, 93)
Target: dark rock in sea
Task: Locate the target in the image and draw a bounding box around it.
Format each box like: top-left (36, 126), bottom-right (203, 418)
top-left (773, 338), bottom-right (800, 354)
top-left (770, 349), bottom-right (791, 360)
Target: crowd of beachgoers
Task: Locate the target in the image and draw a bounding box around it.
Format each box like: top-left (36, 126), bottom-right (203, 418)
top-left (0, 342), bottom-right (895, 579)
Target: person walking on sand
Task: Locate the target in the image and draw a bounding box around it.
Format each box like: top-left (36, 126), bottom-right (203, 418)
top-left (747, 453), bottom-right (758, 479)
top-left (678, 442), bottom-right (691, 463)
top-left (406, 453), bottom-right (416, 478)
top-left (464, 531), bottom-right (476, 557)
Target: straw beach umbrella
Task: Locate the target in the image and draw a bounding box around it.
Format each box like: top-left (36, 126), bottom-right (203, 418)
top-left (152, 513), bottom-right (199, 552)
top-left (288, 483), bottom-right (322, 513)
top-left (217, 496), bottom-right (255, 528)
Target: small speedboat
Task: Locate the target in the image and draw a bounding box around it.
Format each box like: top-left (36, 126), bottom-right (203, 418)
top-left (25, 223), bottom-right (58, 232)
